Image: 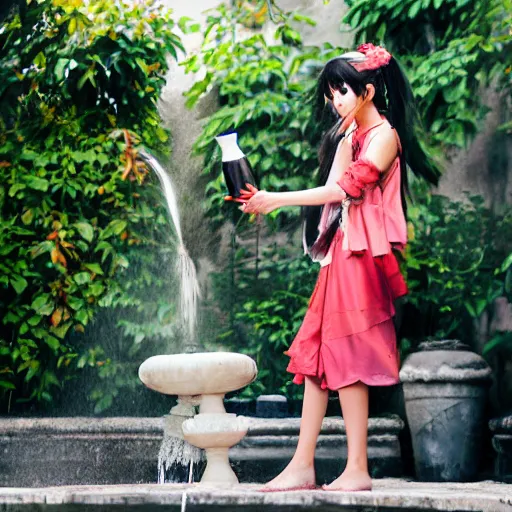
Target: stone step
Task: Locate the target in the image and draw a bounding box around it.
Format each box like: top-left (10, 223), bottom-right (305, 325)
top-left (0, 416), bottom-right (403, 487)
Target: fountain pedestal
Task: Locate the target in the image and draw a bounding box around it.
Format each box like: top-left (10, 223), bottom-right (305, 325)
top-left (182, 412), bottom-right (249, 485)
top-left (138, 352), bottom-right (257, 486)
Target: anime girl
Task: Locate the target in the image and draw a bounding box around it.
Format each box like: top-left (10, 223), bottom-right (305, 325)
top-left (237, 43), bottom-right (439, 492)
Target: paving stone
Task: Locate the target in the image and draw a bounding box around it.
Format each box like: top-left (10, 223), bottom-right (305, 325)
top-left (0, 479), bottom-right (511, 511)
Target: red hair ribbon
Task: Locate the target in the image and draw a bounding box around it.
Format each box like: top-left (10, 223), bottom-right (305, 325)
top-left (351, 43), bottom-right (392, 72)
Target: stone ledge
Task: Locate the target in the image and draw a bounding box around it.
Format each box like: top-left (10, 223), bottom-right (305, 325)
top-left (490, 416), bottom-right (512, 483)
top-left (245, 415), bottom-right (404, 436)
top-left (0, 480), bottom-right (510, 511)
top-left (0, 415), bottom-right (404, 436)
top-left (0, 417), bottom-right (164, 435)
top-left (0, 416), bottom-right (403, 486)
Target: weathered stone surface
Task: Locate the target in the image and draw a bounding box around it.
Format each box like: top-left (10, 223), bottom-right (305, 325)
top-left (255, 395), bottom-right (288, 418)
top-left (0, 417), bottom-right (164, 435)
top-left (400, 343), bottom-right (492, 482)
top-left (490, 415), bottom-right (512, 483)
top-left (0, 480), bottom-right (511, 511)
top-left (400, 345), bottom-right (492, 383)
top-left (138, 353), bottom-right (257, 396)
top-left (0, 416), bottom-right (403, 487)
top-left (244, 416), bottom-right (404, 436)
top-left (403, 382), bottom-right (488, 482)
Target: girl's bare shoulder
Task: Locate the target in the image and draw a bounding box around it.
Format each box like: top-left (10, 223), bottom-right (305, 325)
top-left (365, 123), bottom-right (399, 171)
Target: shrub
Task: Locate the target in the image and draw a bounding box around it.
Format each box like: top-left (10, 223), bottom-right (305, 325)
top-left (0, 0), bottom-right (184, 412)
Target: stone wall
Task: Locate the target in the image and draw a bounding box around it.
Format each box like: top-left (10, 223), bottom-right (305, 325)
top-left (437, 91), bottom-right (512, 208)
top-left (0, 416), bottom-right (403, 487)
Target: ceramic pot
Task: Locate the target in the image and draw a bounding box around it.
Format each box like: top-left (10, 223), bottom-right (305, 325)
top-left (400, 339), bottom-right (492, 482)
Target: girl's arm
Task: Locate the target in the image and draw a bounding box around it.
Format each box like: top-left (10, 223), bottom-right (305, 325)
top-left (245, 185), bottom-right (346, 214)
top-left (244, 125), bottom-right (398, 214)
top-left (243, 136), bottom-right (352, 214)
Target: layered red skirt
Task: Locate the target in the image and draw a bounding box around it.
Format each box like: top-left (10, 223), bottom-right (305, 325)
top-left (286, 230), bottom-right (408, 390)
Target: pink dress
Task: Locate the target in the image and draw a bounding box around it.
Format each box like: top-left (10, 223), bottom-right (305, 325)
top-left (285, 121), bottom-right (408, 390)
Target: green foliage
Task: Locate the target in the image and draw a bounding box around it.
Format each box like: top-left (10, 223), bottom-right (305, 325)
top-left (0, 0), bottom-right (183, 411)
top-left (482, 251), bottom-right (512, 357)
top-left (403, 185), bottom-right (512, 343)
top-left (182, 2), bottom-right (343, 230)
top-left (343, 0), bottom-right (512, 148)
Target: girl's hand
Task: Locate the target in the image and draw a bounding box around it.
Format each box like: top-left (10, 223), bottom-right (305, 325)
top-left (243, 190), bottom-right (280, 215)
top-left (225, 183), bottom-right (258, 204)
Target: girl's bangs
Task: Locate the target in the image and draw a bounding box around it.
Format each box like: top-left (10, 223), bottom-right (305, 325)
top-left (321, 59), bottom-right (357, 98)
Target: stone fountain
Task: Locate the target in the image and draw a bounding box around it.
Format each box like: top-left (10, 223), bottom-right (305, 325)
top-left (136, 150), bottom-right (258, 485)
top-left (139, 352), bottom-right (257, 485)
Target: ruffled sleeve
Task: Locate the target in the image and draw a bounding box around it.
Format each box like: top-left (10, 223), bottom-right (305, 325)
top-left (337, 158), bottom-right (381, 199)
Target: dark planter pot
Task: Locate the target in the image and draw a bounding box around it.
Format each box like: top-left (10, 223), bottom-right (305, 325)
top-left (489, 414), bottom-right (512, 482)
top-left (400, 340), bottom-right (492, 482)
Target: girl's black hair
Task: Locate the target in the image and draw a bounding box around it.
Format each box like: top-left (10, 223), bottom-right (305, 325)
top-left (304, 54), bottom-right (441, 257)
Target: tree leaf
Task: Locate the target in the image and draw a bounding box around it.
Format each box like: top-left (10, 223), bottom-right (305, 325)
top-left (100, 220), bottom-right (128, 239)
top-left (21, 209), bottom-right (34, 225)
top-left (50, 321), bottom-right (72, 339)
top-left (68, 17), bottom-right (77, 35)
top-left (51, 307), bottom-right (63, 327)
top-left (408, 1), bottom-right (422, 18)
top-left (501, 252), bottom-right (512, 272)
top-left (288, 142), bottom-right (301, 158)
top-left (8, 184), bottom-right (26, 197)
top-left (54, 58), bottom-right (70, 82)
top-left (73, 272), bottom-right (91, 285)
top-left (84, 263), bottom-right (103, 275)
top-left (0, 244), bottom-right (18, 256)
top-left (44, 335), bottom-right (60, 351)
top-left (31, 294), bottom-right (53, 315)
top-left (33, 51), bottom-right (47, 69)
top-left (27, 315), bottom-right (42, 326)
top-left (10, 276), bottom-right (28, 295)
top-left (75, 222), bottom-right (94, 242)
top-left (26, 177), bottom-right (50, 192)
top-left (88, 282), bottom-right (105, 296)
top-left (75, 309), bottom-right (89, 325)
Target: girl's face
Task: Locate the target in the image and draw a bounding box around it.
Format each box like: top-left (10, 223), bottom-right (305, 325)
top-left (326, 83), bottom-right (359, 119)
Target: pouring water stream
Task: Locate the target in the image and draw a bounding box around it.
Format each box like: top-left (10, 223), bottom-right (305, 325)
top-left (139, 149), bottom-right (200, 345)
top-left (138, 150), bottom-right (202, 483)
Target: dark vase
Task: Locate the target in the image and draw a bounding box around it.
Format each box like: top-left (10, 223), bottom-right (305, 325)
top-left (215, 132), bottom-right (257, 199)
top-left (400, 339), bottom-right (492, 482)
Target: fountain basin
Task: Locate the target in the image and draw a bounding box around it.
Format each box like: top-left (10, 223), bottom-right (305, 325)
top-left (182, 414), bottom-right (250, 449)
top-left (182, 413), bottom-right (249, 434)
top-left (138, 352), bottom-right (257, 396)
top-left (180, 413), bottom-right (251, 485)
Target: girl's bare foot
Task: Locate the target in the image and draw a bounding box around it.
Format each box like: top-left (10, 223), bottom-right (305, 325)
top-left (260, 460), bottom-right (316, 492)
top-left (322, 468), bottom-right (372, 492)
